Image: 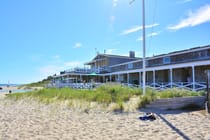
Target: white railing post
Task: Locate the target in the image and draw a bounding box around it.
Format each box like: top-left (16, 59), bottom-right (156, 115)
top-left (192, 65), bottom-right (195, 90)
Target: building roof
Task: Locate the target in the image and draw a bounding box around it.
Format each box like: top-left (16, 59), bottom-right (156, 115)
top-left (110, 44), bottom-right (210, 67)
top-left (85, 53), bottom-right (140, 65)
top-left (148, 45), bottom-right (210, 60)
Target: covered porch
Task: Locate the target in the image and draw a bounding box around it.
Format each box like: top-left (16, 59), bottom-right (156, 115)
top-left (108, 61), bottom-right (210, 91)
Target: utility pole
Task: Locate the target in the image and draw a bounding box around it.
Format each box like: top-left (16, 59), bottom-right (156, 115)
top-left (142, 0), bottom-right (146, 95)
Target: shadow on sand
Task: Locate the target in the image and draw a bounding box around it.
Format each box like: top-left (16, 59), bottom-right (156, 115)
top-left (139, 108), bottom-right (206, 140)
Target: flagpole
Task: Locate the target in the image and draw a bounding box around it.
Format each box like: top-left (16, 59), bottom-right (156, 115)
top-left (129, 0), bottom-right (146, 94)
top-left (142, 0), bottom-right (146, 95)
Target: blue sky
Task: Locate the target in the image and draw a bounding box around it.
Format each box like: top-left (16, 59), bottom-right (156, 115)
top-left (0, 0), bottom-right (210, 84)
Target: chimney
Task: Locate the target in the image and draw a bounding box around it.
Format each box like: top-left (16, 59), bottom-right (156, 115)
top-left (129, 51), bottom-right (135, 58)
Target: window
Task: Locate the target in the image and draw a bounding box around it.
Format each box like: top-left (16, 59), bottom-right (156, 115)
top-left (163, 57), bottom-right (170, 64)
top-left (128, 63), bottom-right (133, 69)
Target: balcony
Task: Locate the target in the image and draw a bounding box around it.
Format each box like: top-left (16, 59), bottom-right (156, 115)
top-left (60, 66), bottom-right (110, 75)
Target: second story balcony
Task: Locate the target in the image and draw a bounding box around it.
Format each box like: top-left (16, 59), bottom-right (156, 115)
top-left (60, 66), bottom-right (110, 75)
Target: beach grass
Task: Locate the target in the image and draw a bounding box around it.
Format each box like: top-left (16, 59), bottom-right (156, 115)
top-left (6, 84), bottom-right (204, 111)
top-left (156, 88), bottom-right (205, 98)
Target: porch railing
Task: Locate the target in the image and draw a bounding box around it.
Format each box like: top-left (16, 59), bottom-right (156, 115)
top-left (122, 82), bottom-right (208, 91)
top-left (48, 81), bottom-right (208, 91)
top-left (47, 82), bottom-right (102, 89)
top-left (147, 82), bottom-right (207, 91)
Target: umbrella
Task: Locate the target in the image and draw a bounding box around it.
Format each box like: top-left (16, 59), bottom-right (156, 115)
top-left (89, 72), bottom-right (97, 76)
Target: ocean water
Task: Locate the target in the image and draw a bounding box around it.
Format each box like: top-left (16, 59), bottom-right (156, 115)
top-left (0, 84), bottom-right (30, 93)
top-left (0, 84), bottom-right (21, 87)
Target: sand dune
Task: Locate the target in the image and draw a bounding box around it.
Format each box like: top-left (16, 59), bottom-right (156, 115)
top-left (0, 98), bottom-right (210, 140)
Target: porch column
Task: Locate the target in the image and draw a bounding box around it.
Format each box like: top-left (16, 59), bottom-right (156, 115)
top-left (109, 74), bottom-right (111, 82)
top-left (115, 75), bottom-right (118, 82)
top-left (127, 73), bottom-right (130, 84)
top-left (153, 70), bottom-right (155, 88)
top-left (139, 72), bottom-right (141, 87)
top-left (192, 66), bottom-right (195, 90)
top-left (170, 68), bottom-right (173, 88)
top-left (102, 75), bottom-right (105, 83)
top-left (80, 75), bottom-right (82, 81)
top-left (118, 73), bottom-right (120, 82)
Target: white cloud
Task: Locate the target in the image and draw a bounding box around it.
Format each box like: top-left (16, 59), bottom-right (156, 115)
top-left (136, 32), bottom-right (160, 41)
top-left (73, 42), bottom-right (82, 48)
top-left (120, 23), bottom-right (159, 35)
top-left (121, 26), bottom-right (141, 35)
top-left (145, 24), bottom-right (159, 28)
top-left (168, 4), bottom-right (210, 30)
top-left (147, 32), bottom-right (159, 37)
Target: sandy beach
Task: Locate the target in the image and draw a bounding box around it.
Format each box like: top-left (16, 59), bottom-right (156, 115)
top-left (0, 96), bottom-right (209, 140)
